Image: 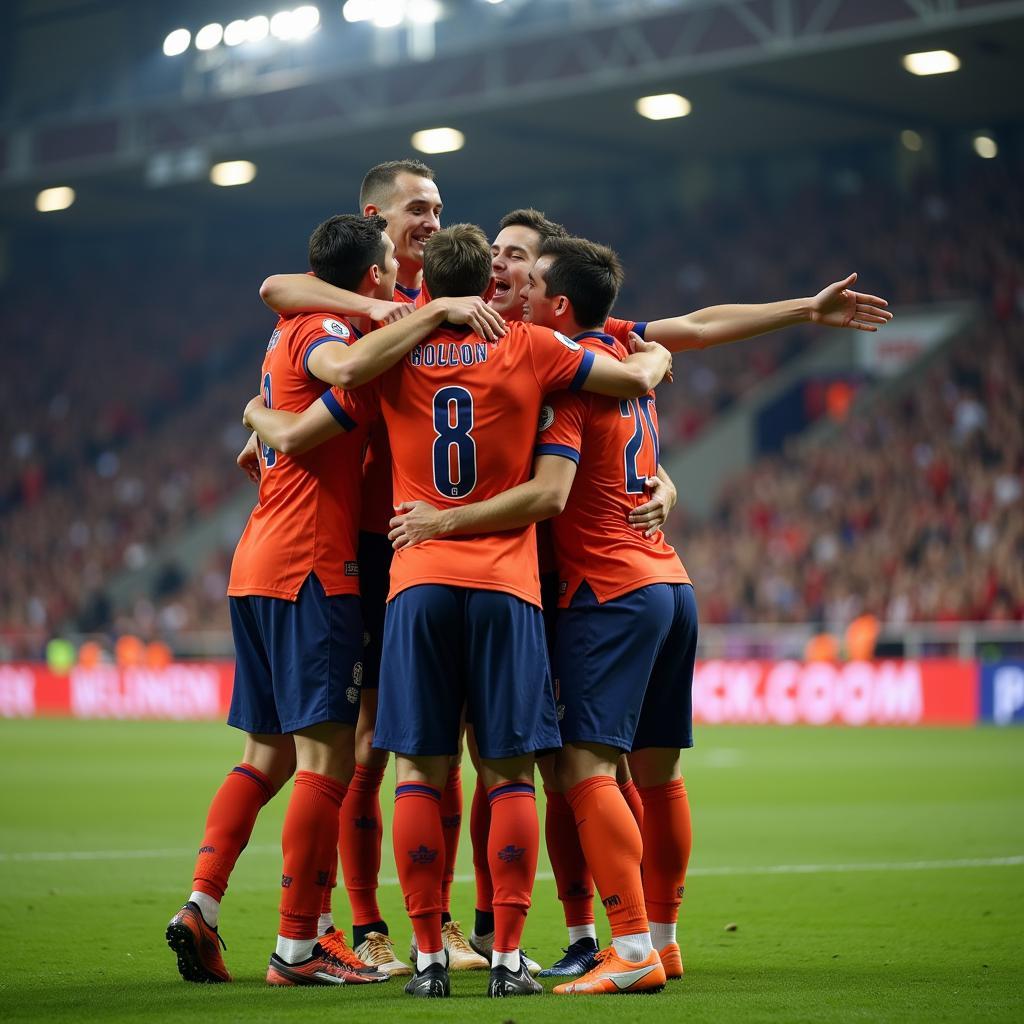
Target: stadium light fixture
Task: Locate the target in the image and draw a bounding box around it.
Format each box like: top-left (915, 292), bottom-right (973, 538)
top-left (195, 23), bottom-right (224, 51)
top-left (373, 0), bottom-right (406, 28)
top-left (411, 127), bottom-right (465, 154)
top-left (210, 160), bottom-right (257, 186)
top-left (902, 49), bottom-right (960, 76)
top-left (224, 19), bottom-right (248, 46)
top-left (407, 0), bottom-right (442, 24)
top-left (636, 93), bottom-right (692, 120)
top-left (162, 28), bottom-right (191, 56)
top-left (291, 5), bottom-right (321, 38)
top-left (245, 15), bottom-right (271, 42)
top-left (271, 10), bottom-right (296, 39)
top-left (973, 134), bottom-right (998, 159)
top-left (35, 186), bottom-right (76, 212)
top-left (900, 129), bottom-right (923, 152)
top-left (342, 0), bottom-right (374, 22)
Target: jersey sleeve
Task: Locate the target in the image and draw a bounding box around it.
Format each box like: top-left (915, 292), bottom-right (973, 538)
top-left (323, 378), bottom-right (380, 431)
top-left (292, 316), bottom-right (356, 381)
top-left (535, 391), bottom-right (586, 464)
top-left (604, 316), bottom-right (648, 342)
top-left (527, 325), bottom-right (596, 394)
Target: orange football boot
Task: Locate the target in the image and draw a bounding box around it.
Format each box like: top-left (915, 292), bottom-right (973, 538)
top-left (553, 947), bottom-right (666, 995)
top-left (166, 901), bottom-right (231, 983)
top-left (266, 941), bottom-right (387, 986)
top-left (319, 928), bottom-right (389, 982)
top-left (658, 942), bottom-right (684, 979)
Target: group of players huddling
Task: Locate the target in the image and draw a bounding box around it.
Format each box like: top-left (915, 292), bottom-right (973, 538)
top-left (165, 160), bottom-right (892, 998)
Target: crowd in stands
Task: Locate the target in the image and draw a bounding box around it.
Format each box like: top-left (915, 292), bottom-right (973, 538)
top-left (1, 159), bottom-right (1021, 657)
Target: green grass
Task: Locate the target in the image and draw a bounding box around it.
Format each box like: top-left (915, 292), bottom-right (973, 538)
top-left (1, 721), bottom-right (1022, 1022)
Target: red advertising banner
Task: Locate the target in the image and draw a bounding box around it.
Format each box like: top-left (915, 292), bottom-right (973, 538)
top-left (0, 659), bottom-right (979, 726)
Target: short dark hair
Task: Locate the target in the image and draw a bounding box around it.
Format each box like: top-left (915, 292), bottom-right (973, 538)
top-left (423, 224), bottom-right (492, 298)
top-left (538, 235), bottom-right (624, 328)
top-left (498, 208), bottom-right (568, 246)
top-left (308, 214), bottom-right (388, 290)
top-left (359, 159), bottom-right (436, 210)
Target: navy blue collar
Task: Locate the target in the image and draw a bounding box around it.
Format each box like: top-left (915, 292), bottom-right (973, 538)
top-left (395, 282), bottom-right (421, 301)
top-left (574, 330), bottom-right (616, 347)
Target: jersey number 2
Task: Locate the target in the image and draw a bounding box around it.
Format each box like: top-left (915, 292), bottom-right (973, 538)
top-left (619, 396), bottom-right (658, 494)
top-left (432, 386), bottom-right (477, 498)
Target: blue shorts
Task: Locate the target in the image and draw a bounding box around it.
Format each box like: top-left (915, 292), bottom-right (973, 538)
top-left (358, 530), bottom-right (394, 690)
top-left (553, 582), bottom-right (697, 752)
top-left (374, 584), bottom-right (561, 760)
top-left (227, 573), bottom-right (364, 734)
top-left (540, 570), bottom-right (560, 662)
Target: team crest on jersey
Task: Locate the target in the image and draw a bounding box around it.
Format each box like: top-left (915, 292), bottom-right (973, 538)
top-left (538, 405), bottom-right (555, 432)
top-left (266, 328), bottom-right (282, 353)
top-left (322, 318), bottom-right (351, 339)
top-left (554, 331), bottom-right (581, 351)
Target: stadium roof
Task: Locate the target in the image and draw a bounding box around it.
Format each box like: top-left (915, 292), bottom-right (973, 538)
top-left (3, 0), bottom-right (1023, 228)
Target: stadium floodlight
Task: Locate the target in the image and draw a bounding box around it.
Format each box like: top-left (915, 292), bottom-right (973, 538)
top-left (224, 19), bottom-right (248, 46)
top-left (245, 15), bottom-right (271, 42)
top-left (195, 23), bottom-right (224, 51)
top-left (291, 5), bottom-right (321, 38)
top-left (902, 49), bottom-right (960, 75)
top-left (162, 28), bottom-right (191, 56)
top-left (900, 129), bottom-right (923, 152)
top-left (636, 93), bottom-right (691, 120)
top-left (342, 0), bottom-right (375, 23)
top-left (407, 0), bottom-right (442, 24)
top-left (973, 134), bottom-right (998, 159)
top-left (210, 160), bottom-right (257, 186)
top-left (411, 127), bottom-right (464, 154)
top-left (35, 186), bottom-right (76, 212)
top-left (372, 0), bottom-right (406, 28)
top-left (271, 10), bottom-right (296, 39)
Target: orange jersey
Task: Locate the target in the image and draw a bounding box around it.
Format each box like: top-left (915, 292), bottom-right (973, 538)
top-left (359, 281), bottom-right (429, 534)
top-left (228, 313), bottom-right (370, 600)
top-left (536, 330), bottom-right (689, 607)
top-left (335, 321), bottom-right (596, 605)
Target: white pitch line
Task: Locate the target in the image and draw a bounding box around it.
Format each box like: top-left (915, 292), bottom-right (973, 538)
top-left (1, 848), bottom-right (1021, 877)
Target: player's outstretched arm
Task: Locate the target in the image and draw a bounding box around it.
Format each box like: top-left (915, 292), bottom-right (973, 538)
top-left (242, 395), bottom-right (344, 456)
top-left (642, 273), bottom-right (892, 353)
top-left (388, 455), bottom-right (577, 550)
top-left (259, 273), bottom-right (413, 324)
top-left (627, 464), bottom-right (678, 538)
top-left (581, 334), bottom-right (672, 398)
top-left (307, 297), bottom-right (506, 390)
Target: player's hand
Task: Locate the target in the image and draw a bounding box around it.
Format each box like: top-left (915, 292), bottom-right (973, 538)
top-left (389, 501), bottom-right (445, 550)
top-left (236, 430), bottom-right (261, 485)
top-left (441, 296), bottom-right (507, 342)
top-left (628, 476), bottom-right (677, 537)
top-left (627, 332), bottom-right (673, 384)
top-left (367, 299), bottom-right (415, 325)
top-left (242, 394), bottom-right (266, 430)
top-left (810, 273), bottom-right (893, 332)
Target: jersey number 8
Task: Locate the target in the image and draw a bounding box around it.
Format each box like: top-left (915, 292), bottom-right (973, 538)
top-left (432, 386), bottom-right (477, 498)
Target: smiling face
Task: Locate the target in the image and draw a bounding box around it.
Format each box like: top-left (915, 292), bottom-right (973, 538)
top-left (520, 253), bottom-right (564, 329)
top-left (368, 172), bottom-right (443, 276)
top-left (489, 224), bottom-right (543, 320)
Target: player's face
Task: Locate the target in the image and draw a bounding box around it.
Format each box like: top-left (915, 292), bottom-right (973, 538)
top-left (490, 225), bottom-right (542, 320)
top-left (520, 255), bottom-right (560, 328)
top-left (374, 173), bottom-right (442, 269)
top-left (375, 233), bottom-right (399, 300)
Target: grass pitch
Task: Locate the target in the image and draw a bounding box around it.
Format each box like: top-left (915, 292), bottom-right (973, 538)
top-left (1, 720), bottom-right (1021, 1022)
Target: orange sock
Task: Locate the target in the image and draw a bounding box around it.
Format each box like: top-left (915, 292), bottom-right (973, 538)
top-left (393, 783), bottom-right (444, 954)
top-left (279, 771), bottom-right (347, 940)
top-left (619, 778), bottom-right (645, 830)
top-left (193, 763), bottom-right (276, 901)
top-left (488, 782), bottom-right (539, 953)
top-left (566, 776), bottom-right (647, 937)
top-left (339, 763), bottom-right (386, 926)
top-left (440, 766), bottom-right (463, 916)
top-left (471, 778), bottom-right (493, 913)
top-left (637, 777), bottom-right (692, 924)
top-left (320, 854), bottom-right (337, 917)
top-left (544, 788), bottom-right (595, 928)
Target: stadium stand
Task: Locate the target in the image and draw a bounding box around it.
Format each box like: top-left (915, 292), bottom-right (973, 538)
top-left (1, 159), bottom-right (1020, 655)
